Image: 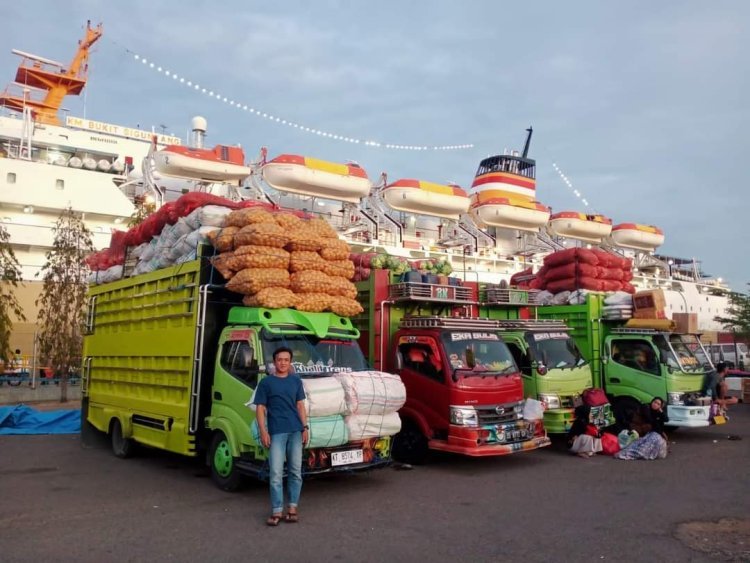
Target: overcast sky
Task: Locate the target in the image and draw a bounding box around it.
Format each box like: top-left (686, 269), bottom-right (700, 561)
top-left (2, 1), bottom-right (748, 286)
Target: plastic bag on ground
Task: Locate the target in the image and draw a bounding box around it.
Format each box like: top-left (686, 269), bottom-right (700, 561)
top-left (522, 398), bottom-right (545, 421)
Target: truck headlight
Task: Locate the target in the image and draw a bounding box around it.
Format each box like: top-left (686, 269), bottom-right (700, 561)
top-left (450, 406), bottom-right (479, 427)
top-left (667, 392), bottom-right (685, 406)
top-left (538, 393), bottom-right (561, 410)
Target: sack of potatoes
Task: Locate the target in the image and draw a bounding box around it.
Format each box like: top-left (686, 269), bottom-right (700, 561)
top-left (242, 287), bottom-right (298, 309)
top-left (286, 229), bottom-right (324, 252)
top-left (294, 292), bottom-right (332, 313)
top-left (322, 259), bottom-right (355, 279)
top-left (225, 207), bottom-right (277, 227)
top-left (225, 268), bottom-right (290, 295)
top-left (328, 296), bottom-right (364, 317)
top-left (233, 223), bottom-right (289, 248)
top-left (290, 250), bottom-right (328, 273)
top-left (306, 217), bottom-right (339, 239)
top-left (274, 212), bottom-right (304, 230)
top-left (290, 270), bottom-right (332, 294)
top-left (232, 245), bottom-right (290, 270)
top-left (319, 238), bottom-right (351, 261)
top-left (208, 226), bottom-right (240, 252)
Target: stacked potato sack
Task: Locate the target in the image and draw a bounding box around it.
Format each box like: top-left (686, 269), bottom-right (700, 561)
top-left (531, 248), bottom-right (635, 294)
top-left (209, 208), bottom-right (364, 317)
top-left (301, 377), bottom-right (349, 448)
top-left (334, 371), bottom-right (406, 440)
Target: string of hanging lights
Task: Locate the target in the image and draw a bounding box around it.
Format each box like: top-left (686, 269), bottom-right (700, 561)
top-left (552, 162), bottom-right (590, 208)
top-left (129, 52), bottom-right (474, 152)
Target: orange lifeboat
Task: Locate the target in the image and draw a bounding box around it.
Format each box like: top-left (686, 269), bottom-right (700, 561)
top-left (610, 223), bottom-right (665, 252)
top-left (382, 179), bottom-right (470, 220)
top-left (548, 212), bottom-right (613, 243)
top-left (153, 144), bottom-right (251, 182)
top-left (262, 154), bottom-right (371, 203)
top-left (470, 191), bottom-right (550, 231)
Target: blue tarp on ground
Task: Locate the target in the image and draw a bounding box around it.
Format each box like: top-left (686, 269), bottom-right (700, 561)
top-left (0, 405), bottom-right (81, 435)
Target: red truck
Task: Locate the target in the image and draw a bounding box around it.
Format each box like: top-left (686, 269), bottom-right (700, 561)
top-left (354, 270), bottom-right (550, 463)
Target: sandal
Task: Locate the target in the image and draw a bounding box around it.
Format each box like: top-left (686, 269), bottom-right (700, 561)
top-left (284, 511), bottom-right (299, 523)
top-left (266, 514), bottom-right (283, 527)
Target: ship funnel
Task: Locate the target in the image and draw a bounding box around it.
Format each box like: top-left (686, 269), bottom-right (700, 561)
top-left (191, 116), bottom-right (207, 148)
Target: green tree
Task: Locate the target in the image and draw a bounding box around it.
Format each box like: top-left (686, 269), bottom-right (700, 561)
top-left (36, 208), bottom-right (94, 402)
top-left (0, 225), bottom-right (26, 364)
top-left (714, 283), bottom-right (750, 338)
top-left (127, 195), bottom-right (156, 228)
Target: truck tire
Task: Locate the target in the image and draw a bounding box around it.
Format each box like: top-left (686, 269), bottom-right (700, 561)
top-left (392, 421), bottom-right (429, 465)
top-left (613, 397), bottom-right (640, 429)
top-left (209, 432), bottom-right (244, 492)
top-left (110, 419), bottom-right (135, 459)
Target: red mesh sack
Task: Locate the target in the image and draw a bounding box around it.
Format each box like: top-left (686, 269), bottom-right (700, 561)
top-left (621, 282), bottom-right (637, 294)
top-left (545, 277), bottom-right (578, 293)
top-left (601, 280), bottom-right (623, 292)
top-left (543, 248), bottom-right (577, 268)
top-left (545, 263), bottom-right (577, 282)
top-left (599, 267), bottom-right (624, 281)
top-left (575, 248), bottom-right (599, 266)
top-left (622, 270), bottom-right (634, 282)
top-left (577, 263), bottom-right (598, 278)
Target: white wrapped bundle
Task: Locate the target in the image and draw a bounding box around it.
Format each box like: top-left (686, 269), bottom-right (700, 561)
top-left (198, 205), bottom-right (233, 227)
top-left (302, 377), bottom-right (347, 417)
top-left (345, 412), bottom-right (402, 440)
top-left (335, 371), bottom-right (406, 416)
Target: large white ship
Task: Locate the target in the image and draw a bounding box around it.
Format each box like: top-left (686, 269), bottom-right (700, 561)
top-left (0, 22), bottom-right (732, 349)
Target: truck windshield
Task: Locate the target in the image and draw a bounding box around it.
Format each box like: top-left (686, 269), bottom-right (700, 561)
top-left (441, 331), bottom-right (516, 375)
top-left (261, 332), bottom-right (368, 376)
top-left (525, 332), bottom-right (585, 369)
top-left (654, 334), bottom-right (703, 373)
top-left (680, 335), bottom-right (714, 371)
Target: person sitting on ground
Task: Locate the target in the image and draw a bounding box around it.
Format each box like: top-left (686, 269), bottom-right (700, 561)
top-left (567, 405), bottom-right (602, 458)
top-left (614, 397), bottom-right (669, 461)
top-left (714, 362), bottom-right (739, 415)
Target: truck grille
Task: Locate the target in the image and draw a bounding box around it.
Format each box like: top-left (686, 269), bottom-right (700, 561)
top-left (476, 402), bottom-right (523, 425)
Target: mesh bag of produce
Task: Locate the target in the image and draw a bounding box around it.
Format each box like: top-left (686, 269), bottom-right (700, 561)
top-left (233, 223), bottom-right (289, 248)
top-left (225, 207), bottom-right (277, 227)
top-left (290, 270), bottom-right (332, 294)
top-left (242, 294), bottom-right (260, 307)
top-left (294, 293), bottom-right (332, 312)
top-left (327, 276), bottom-right (358, 299)
top-left (209, 226), bottom-right (240, 252)
top-left (319, 238), bottom-right (351, 260)
top-left (232, 245), bottom-right (290, 270)
top-left (286, 229), bottom-right (324, 252)
top-left (290, 251), bottom-right (328, 272)
top-left (322, 259), bottom-right (355, 280)
top-left (226, 268), bottom-right (290, 295)
top-left (328, 296), bottom-right (363, 317)
top-left (211, 251), bottom-right (236, 280)
top-left (274, 212), bottom-right (304, 230)
top-left (307, 217), bottom-right (338, 238)
top-left (251, 287), bottom-right (298, 308)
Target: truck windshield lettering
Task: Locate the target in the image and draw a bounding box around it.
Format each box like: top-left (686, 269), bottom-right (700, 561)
top-left (450, 332), bottom-right (500, 341)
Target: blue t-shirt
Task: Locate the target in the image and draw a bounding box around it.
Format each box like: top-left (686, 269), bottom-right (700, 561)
top-left (253, 374), bottom-right (306, 435)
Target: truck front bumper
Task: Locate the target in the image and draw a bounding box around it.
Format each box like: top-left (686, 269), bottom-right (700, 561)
top-left (666, 404), bottom-right (711, 428)
top-left (428, 425), bottom-right (551, 456)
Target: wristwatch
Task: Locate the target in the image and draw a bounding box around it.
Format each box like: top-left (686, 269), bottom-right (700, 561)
top-left (303, 424), bottom-right (309, 429)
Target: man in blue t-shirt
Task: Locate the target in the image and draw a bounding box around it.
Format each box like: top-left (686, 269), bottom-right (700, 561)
top-left (253, 347), bottom-right (308, 526)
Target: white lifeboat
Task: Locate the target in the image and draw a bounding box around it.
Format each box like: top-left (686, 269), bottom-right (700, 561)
top-left (610, 223), bottom-right (665, 252)
top-left (153, 145), bottom-right (251, 182)
top-left (470, 191), bottom-right (550, 232)
top-left (548, 211), bottom-right (613, 243)
top-left (382, 179), bottom-right (470, 220)
top-left (262, 154), bottom-right (371, 203)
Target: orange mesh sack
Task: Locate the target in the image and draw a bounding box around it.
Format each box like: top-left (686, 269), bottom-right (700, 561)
top-left (322, 259), bottom-right (355, 280)
top-left (294, 293), bottom-right (332, 312)
top-left (327, 276), bottom-right (358, 299)
top-left (286, 229), bottom-right (324, 252)
top-left (274, 212), bottom-right (304, 230)
top-left (306, 217), bottom-right (338, 239)
top-left (290, 251), bottom-right (328, 273)
top-left (210, 226), bottom-right (240, 252)
top-left (233, 223), bottom-right (289, 248)
top-left (291, 270), bottom-right (333, 294)
top-left (211, 251), bottom-right (236, 280)
top-left (225, 268), bottom-right (290, 295)
top-left (225, 207), bottom-right (277, 227)
top-left (250, 287), bottom-right (298, 308)
top-left (329, 296), bottom-right (364, 317)
top-left (232, 245), bottom-right (290, 269)
top-left (319, 238), bottom-right (351, 260)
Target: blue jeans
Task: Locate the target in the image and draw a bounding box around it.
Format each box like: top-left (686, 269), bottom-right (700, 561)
top-left (268, 431), bottom-right (303, 514)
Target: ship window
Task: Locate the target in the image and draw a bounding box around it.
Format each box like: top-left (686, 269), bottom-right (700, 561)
top-left (6, 172), bottom-right (16, 184)
top-left (55, 179), bottom-right (64, 190)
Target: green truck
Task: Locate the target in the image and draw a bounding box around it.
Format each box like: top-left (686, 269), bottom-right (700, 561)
top-left (479, 286), bottom-right (613, 434)
top-left (535, 293), bottom-right (712, 428)
top-left (81, 257), bottom-right (393, 491)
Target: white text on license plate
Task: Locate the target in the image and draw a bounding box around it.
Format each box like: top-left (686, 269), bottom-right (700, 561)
top-left (331, 449), bottom-right (364, 467)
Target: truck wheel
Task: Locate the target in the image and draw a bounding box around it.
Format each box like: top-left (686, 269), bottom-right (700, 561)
top-left (110, 419), bottom-right (135, 459)
top-left (613, 397), bottom-right (640, 429)
top-left (392, 422), bottom-right (429, 465)
top-left (209, 432), bottom-right (244, 492)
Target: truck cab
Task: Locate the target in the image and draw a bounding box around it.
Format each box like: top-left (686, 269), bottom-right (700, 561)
top-left (355, 270), bottom-right (550, 463)
top-left (497, 320), bottom-right (614, 433)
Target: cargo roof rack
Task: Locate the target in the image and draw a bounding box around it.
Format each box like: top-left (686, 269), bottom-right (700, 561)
top-left (494, 320), bottom-right (571, 331)
top-left (399, 316), bottom-right (501, 330)
top-left (482, 285), bottom-right (539, 306)
top-left (389, 282), bottom-right (476, 304)
top-left (609, 328), bottom-right (667, 335)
